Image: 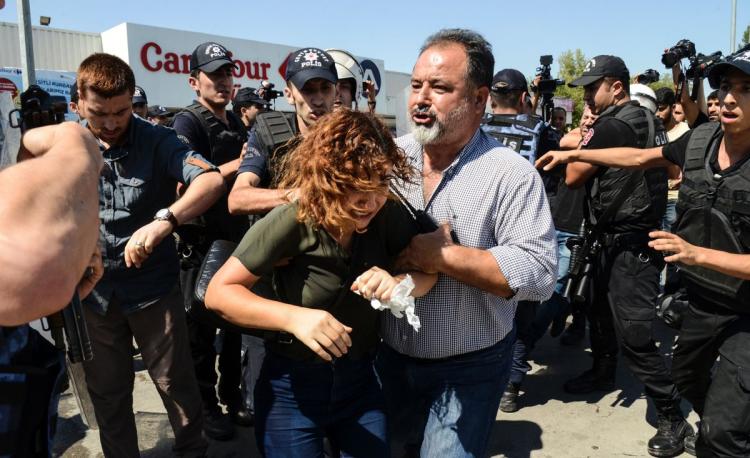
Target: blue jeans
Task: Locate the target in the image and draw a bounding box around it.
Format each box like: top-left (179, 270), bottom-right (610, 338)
top-left (254, 352), bottom-right (388, 458)
top-left (509, 230), bottom-right (575, 385)
top-left (376, 330), bottom-right (515, 458)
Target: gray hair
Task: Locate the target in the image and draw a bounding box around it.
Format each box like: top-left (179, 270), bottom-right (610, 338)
top-left (420, 29), bottom-right (494, 89)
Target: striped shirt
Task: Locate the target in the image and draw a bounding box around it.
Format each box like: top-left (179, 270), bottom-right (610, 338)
top-left (381, 128), bottom-right (557, 359)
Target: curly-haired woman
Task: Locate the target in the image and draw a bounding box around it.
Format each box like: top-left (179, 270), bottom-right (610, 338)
top-left (205, 109), bottom-right (436, 457)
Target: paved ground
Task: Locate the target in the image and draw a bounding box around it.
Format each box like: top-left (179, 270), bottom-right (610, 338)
top-left (52, 321), bottom-right (697, 457)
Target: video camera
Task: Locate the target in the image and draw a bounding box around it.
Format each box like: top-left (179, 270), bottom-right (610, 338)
top-left (258, 80), bottom-right (283, 103)
top-left (8, 85), bottom-right (93, 364)
top-left (533, 55), bottom-right (565, 123)
top-left (661, 39), bottom-right (723, 101)
top-left (661, 39), bottom-right (697, 68)
top-left (636, 69), bottom-right (660, 85)
top-left (8, 85), bottom-right (67, 131)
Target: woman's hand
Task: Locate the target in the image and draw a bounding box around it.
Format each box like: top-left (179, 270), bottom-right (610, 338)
top-left (286, 308), bottom-right (352, 362)
top-left (351, 266), bottom-right (400, 302)
top-left (648, 231), bottom-right (703, 265)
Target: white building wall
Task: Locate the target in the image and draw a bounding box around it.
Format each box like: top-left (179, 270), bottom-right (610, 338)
top-left (0, 22), bottom-right (101, 71)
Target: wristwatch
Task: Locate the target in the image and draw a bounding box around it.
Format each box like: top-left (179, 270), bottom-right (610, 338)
top-left (154, 208), bottom-right (179, 230)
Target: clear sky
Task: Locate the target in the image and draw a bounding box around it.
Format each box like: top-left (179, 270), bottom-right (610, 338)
top-left (1, 0), bottom-right (747, 80)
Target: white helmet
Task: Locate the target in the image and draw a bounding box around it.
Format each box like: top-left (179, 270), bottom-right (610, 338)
top-left (630, 83), bottom-right (657, 114)
top-left (326, 48), bottom-right (364, 107)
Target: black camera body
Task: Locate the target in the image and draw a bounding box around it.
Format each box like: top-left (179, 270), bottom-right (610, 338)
top-left (686, 51), bottom-right (723, 79)
top-left (258, 80), bottom-right (282, 103)
top-left (534, 55), bottom-right (565, 96)
top-left (661, 39), bottom-right (696, 68)
top-left (636, 69), bottom-right (660, 85)
top-left (8, 85), bottom-right (67, 132)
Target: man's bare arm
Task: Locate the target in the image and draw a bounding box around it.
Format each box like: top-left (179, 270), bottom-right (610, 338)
top-left (228, 171), bottom-right (290, 215)
top-left (0, 123), bottom-right (102, 325)
top-left (536, 145), bottom-right (672, 173)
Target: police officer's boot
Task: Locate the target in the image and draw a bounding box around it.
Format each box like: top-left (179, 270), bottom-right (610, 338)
top-left (563, 356), bottom-right (616, 394)
top-left (499, 382), bottom-right (521, 413)
top-left (647, 403), bottom-right (694, 457)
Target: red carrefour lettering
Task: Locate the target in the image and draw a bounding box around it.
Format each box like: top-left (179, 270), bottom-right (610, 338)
top-left (164, 52), bottom-right (181, 74)
top-left (233, 60), bottom-right (245, 78)
top-left (139, 42), bottom-right (271, 79)
top-left (141, 42), bottom-right (162, 72)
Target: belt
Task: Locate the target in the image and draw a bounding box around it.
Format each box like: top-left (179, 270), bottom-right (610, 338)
top-left (601, 231), bottom-right (652, 248)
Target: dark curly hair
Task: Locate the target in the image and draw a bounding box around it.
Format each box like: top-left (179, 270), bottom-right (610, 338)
top-left (277, 109), bottom-right (414, 234)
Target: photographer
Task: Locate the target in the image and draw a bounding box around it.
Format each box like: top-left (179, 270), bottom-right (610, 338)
top-left (536, 49), bottom-right (750, 457)
top-left (538, 55), bottom-right (692, 458)
top-left (655, 88), bottom-right (690, 141)
top-left (0, 121), bottom-right (102, 456)
top-left (707, 89), bottom-right (720, 121)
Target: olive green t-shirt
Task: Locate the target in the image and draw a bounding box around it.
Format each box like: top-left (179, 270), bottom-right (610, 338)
top-left (233, 199), bottom-right (420, 360)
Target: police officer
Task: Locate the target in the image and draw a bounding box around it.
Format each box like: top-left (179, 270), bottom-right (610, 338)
top-left (232, 87), bottom-right (269, 133)
top-left (540, 55), bottom-right (691, 457)
top-left (171, 41), bottom-right (252, 439)
top-left (537, 47), bottom-right (750, 458)
top-left (327, 48), bottom-right (364, 110)
top-left (132, 85), bottom-right (148, 118)
top-left (228, 47), bottom-right (337, 215)
top-left (482, 68), bottom-right (560, 165)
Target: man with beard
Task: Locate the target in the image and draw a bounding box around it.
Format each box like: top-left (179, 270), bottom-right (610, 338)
top-left (172, 41), bottom-right (252, 439)
top-left (375, 29), bottom-right (557, 457)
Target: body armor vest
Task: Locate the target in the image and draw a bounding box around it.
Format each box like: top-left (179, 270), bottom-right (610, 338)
top-left (176, 103), bottom-right (248, 242)
top-left (482, 113), bottom-right (546, 164)
top-left (253, 111), bottom-right (299, 186)
top-left (673, 122), bottom-right (750, 311)
top-left (589, 102), bottom-right (669, 232)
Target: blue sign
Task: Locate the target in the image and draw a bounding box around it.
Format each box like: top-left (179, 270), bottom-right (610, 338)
top-left (360, 59), bottom-right (382, 96)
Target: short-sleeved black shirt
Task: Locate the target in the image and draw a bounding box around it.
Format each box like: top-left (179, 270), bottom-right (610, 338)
top-left (233, 199), bottom-right (420, 360)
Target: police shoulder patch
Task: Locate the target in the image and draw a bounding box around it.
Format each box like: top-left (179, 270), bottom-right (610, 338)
top-left (186, 156), bottom-right (213, 171)
top-left (581, 128), bottom-right (595, 147)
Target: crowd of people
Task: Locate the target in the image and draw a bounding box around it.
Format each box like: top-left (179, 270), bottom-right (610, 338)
top-left (1, 25), bottom-right (749, 458)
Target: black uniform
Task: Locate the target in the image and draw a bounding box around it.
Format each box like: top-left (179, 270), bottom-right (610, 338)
top-left (172, 102), bottom-right (248, 420)
top-left (663, 122), bottom-right (750, 457)
top-left (573, 102), bottom-right (679, 410)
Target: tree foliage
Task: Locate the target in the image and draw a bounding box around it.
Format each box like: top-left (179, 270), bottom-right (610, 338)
top-left (553, 49), bottom-right (587, 127)
top-left (741, 24), bottom-right (750, 47)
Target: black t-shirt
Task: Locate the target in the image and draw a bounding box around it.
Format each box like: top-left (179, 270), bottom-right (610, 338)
top-left (551, 178), bottom-right (586, 233)
top-left (663, 127), bottom-right (750, 176)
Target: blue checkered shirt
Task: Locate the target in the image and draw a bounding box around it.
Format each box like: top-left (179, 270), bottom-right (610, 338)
top-left (381, 128), bottom-right (557, 359)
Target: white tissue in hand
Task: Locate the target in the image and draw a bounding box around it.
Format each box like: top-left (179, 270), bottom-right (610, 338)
top-left (368, 275), bottom-right (421, 332)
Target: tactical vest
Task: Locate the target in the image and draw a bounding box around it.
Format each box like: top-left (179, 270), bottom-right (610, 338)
top-left (673, 122), bottom-right (750, 312)
top-left (482, 113), bottom-right (547, 164)
top-left (176, 103), bottom-right (249, 243)
top-left (588, 102), bottom-right (669, 232)
top-left (253, 111), bottom-right (299, 186)
top-left (177, 102), bottom-right (247, 166)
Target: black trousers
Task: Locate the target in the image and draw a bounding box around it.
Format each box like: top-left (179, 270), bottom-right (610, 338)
top-left (181, 262), bottom-right (243, 412)
top-left (672, 301), bottom-right (750, 457)
top-left (587, 242), bottom-right (680, 406)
